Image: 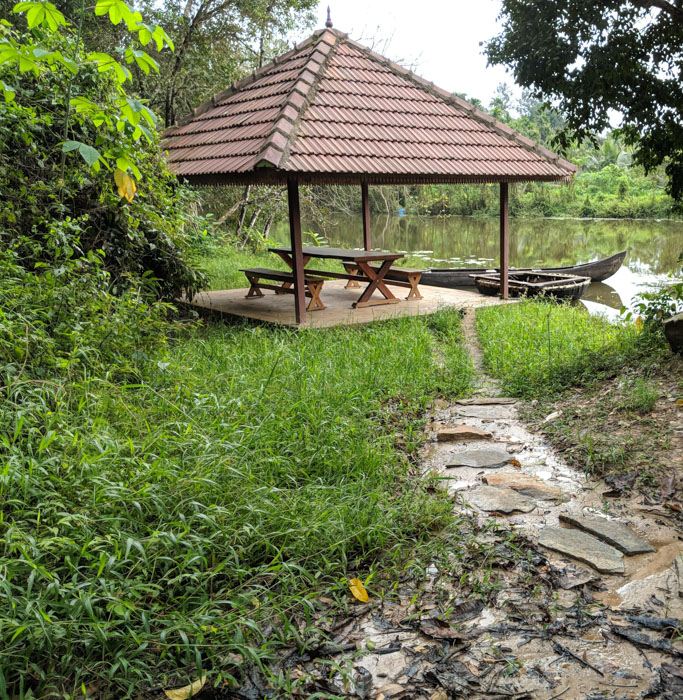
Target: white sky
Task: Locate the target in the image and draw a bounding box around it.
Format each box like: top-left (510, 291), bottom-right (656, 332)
top-left (310, 0), bottom-right (516, 107)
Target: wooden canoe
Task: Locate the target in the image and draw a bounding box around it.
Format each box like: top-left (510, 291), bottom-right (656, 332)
top-left (472, 272), bottom-right (591, 301)
top-left (416, 250), bottom-right (626, 288)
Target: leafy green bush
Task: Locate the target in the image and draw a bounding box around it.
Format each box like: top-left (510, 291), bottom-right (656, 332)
top-left (0, 22), bottom-right (205, 299)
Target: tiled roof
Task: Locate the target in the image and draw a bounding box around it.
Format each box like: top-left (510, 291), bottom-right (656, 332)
top-left (162, 29), bottom-right (577, 184)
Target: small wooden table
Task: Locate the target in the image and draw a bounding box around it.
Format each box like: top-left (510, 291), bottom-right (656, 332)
top-left (269, 246), bottom-right (405, 308)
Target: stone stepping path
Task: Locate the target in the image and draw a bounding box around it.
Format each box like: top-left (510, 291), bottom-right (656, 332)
top-left (538, 526), bottom-right (625, 574)
top-left (455, 404), bottom-right (517, 419)
top-left (559, 513), bottom-right (655, 555)
top-left (483, 472), bottom-right (567, 501)
top-left (433, 412), bottom-right (659, 577)
top-left (437, 426), bottom-right (491, 442)
top-left (455, 397), bottom-right (517, 405)
top-left (466, 485), bottom-right (536, 513)
top-left (446, 446), bottom-right (513, 469)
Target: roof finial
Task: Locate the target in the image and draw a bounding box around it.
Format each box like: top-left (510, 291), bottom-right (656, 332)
top-left (325, 6), bottom-right (333, 28)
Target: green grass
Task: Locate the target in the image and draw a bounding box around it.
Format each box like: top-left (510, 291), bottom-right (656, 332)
top-left (0, 308), bottom-right (475, 697)
top-left (475, 299), bottom-right (661, 398)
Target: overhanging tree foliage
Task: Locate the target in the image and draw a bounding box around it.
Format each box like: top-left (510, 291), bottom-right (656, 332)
top-left (486, 0), bottom-right (683, 202)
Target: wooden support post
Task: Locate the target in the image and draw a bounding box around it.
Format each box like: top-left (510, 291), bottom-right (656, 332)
top-left (499, 182), bottom-right (509, 300)
top-left (361, 182), bottom-right (371, 251)
top-left (287, 177), bottom-right (306, 324)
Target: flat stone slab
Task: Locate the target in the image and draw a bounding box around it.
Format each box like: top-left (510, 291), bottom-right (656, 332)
top-left (447, 447), bottom-right (512, 469)
top-left (559, 514), bottom-right (655, 555)
top-left (674, 555), bottom-right (683, 598)
top-left (455, 405), bottom-right (516, 420)
top-left (483, 472), bottom-right (567, 501)
top-left (437, 426), bottom-right (492, 442)
top-left (455, 398), bottom-right (517, 405)
top-left (538, 526), bottom-right (625, 574)
top-left (466, 485), bottom-right (536, 513)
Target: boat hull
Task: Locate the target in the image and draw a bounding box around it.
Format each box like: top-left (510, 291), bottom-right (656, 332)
top-left (473, 272), bottom-right (591, 301)
top-left (416, 250), bottom-right (626, 288)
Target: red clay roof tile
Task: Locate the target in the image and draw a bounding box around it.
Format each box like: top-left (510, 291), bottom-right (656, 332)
top-left (162, 28), bottom-right (576, 183)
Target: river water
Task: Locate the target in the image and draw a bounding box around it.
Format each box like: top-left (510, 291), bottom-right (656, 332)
top-left (275, 214), bottom-right (683, 316)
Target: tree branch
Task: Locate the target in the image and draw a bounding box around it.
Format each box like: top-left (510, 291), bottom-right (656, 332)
top-left (633, 0), bottom-right (683, 23)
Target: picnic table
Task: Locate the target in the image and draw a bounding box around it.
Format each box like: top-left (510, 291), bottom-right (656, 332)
top-left (269, 246), bottom-right (406, 308)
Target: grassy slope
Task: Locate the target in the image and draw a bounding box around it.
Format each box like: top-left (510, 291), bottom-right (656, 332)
top-left (1, 250), bottom-right (475, 695)
top-left (475, 300), bottom-right (677, 486)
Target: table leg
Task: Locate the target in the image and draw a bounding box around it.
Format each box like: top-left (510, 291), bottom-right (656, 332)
top-left (305, 280), bottom-right (326, 311)
top-left (273, 252), bottom-right (311, 291)
top-left (342, 263), bottom-right (361, 288)
top-left (352, 260), bottom-right (400, 308)
top-left (405, 272), bottom-right (423, 300)
top-left (245, 273), bottom-right (265, 298)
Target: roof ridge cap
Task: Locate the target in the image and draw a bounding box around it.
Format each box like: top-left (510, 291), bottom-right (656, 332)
top-left (252, 30), bottom-right (340, 170)
top-left (340, 36), bottom-right (577, 174)
top-left (164, 32), bottom-right (323, 134)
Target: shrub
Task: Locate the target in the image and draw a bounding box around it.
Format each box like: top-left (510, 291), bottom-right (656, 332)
top-left (0, 22), bottom-right (205, 300)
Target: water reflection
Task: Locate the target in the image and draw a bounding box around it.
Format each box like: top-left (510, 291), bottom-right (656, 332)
top-left (273, 214), bottom-right (683, 312)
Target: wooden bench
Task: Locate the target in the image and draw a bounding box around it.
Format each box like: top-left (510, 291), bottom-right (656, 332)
top-left (240, 268), bottom-right (328, 311)
top-left (343, 263), bottom-right (423, 300)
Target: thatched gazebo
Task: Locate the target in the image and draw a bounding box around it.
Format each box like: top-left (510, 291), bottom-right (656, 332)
top-left (162, 18), bottom-right (576, 324)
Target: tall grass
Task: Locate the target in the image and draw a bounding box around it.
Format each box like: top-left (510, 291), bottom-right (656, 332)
top-left (475, 299), bottom-right (663, 398)
top-left (0, 309), bottom-right (474, 696)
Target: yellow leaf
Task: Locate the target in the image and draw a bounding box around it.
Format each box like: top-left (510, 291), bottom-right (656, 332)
top-left (675, 399), bottom-right (683, 406)
top-left (349, 577), bottom-right (369, 602)
top-left (114, 167), bottom-right (126, 188)
top-left (114, 168), bottom-right (136, 202)
top-left (635, 316), bottom-right (643, 330)
top-left (163, 676), bottom-right (206, 700)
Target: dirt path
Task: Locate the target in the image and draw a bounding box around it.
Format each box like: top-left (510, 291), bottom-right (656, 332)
top-left (290, 308), bottom-right (683, 700)
top-left (242, 312), bottom-right (683, 700)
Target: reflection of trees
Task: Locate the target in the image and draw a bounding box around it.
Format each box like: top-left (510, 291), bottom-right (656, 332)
top-left (273, 215), bottom-right (683, 275)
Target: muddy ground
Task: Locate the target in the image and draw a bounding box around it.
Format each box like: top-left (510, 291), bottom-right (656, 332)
top-left (216, 311), bottom-right (683, 700)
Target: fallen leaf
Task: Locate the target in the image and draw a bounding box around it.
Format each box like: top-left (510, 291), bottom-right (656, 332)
top-left (420, 621), bottom-right (468, 640)
top-left (349, 577), bottom-right (369, 602)
top-left (163, 676), bottom-right (206, 700)
top-left (430, 691), bottom-right (448, 700)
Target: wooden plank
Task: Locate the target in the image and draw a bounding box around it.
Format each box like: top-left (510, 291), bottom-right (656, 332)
top-left (287, 178), bottom-right (306, 324)
top-left (499, 182), bottom-right (509, 300)
top-left (361, 182), bottom-right (371, 251)
top-left (269, 246), bottom-right (403, 263)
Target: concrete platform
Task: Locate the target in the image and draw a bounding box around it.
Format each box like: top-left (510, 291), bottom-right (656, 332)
top-left (186, 279), bottom-right (516, 328)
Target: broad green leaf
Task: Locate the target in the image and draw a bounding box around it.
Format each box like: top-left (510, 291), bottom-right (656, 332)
top-left (152, 25), bottom-right (174, 51)
top-left (14, 2), bottom-right (66, 30)
top-left (0, 79), bottom-right (15, 101)
top-left (78, 143), bottom-right (100, 166)
top-left (61, 140), bottom-right (81, 152)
